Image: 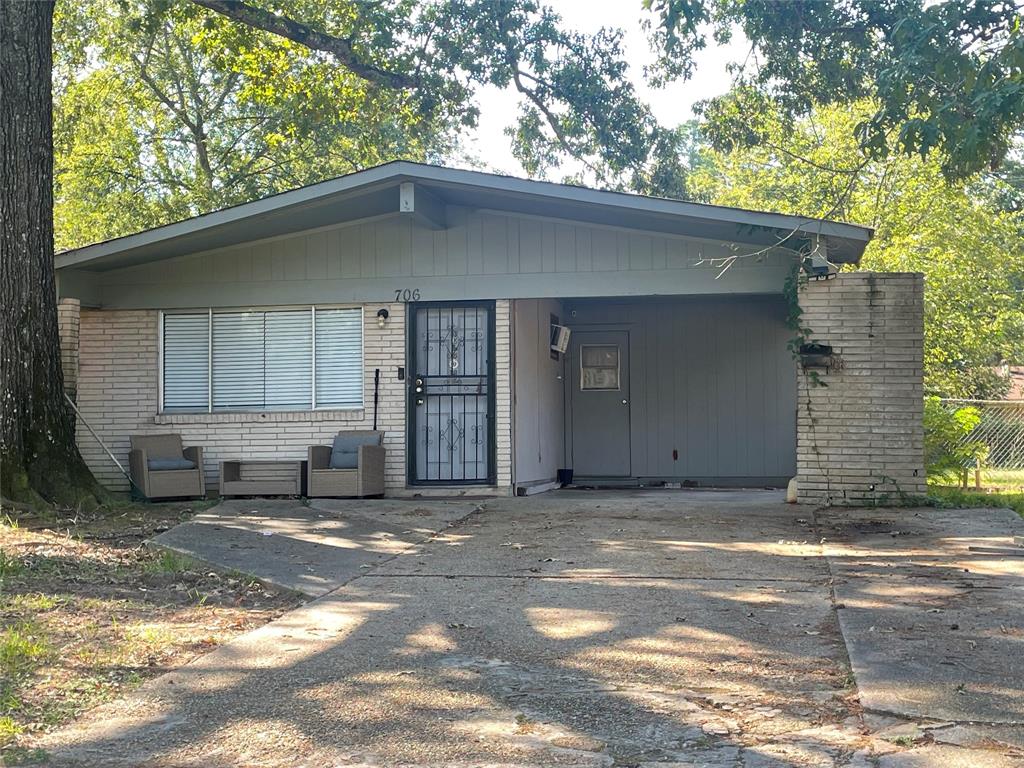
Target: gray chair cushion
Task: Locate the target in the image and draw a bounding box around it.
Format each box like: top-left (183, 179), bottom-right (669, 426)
top-left (148, 457), bottom-right (196, 471)
top-left (329, 434), bottom-right (380, 469)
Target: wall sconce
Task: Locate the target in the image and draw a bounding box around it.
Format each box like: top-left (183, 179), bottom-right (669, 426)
top-left (376, 308), bottom-right (390, 329)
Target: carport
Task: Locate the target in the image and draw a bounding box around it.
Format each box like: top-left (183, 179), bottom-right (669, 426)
top-left (512, 295), bottom-right (796, 493)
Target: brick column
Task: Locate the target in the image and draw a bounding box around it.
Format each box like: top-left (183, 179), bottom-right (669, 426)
top-left (796, 273), bottom-right (926, 505)
top-left (57, 297), bottom-right (80, 400)
top-left (494, 299), bottom-right (514, 492)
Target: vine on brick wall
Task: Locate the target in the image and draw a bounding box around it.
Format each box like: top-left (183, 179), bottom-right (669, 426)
top-left (783, 254), bottom-right (827, 388)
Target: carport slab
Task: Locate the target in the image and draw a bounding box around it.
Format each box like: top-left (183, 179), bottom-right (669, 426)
top-left (819, 506), bottom-right (1024, 725)
top-left (150, 498), bottom-right (481, 596)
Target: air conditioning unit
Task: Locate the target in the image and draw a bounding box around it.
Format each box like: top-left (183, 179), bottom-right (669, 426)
top-left (550, 324), bottom-right (571, 354)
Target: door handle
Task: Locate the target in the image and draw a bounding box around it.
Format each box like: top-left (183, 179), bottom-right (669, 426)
top-left (621, 399), bottom-right (628, 405)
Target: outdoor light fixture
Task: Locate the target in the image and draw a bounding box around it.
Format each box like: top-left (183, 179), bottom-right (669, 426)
top-left (376, 308), bottom-right (389, 328)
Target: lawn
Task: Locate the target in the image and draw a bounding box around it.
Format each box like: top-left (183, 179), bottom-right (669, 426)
top-left (0, 501), bottom-right (303, 763)
top-left (928, 485), bottom-right (1024, 517)
top-left (927, 466), bottom-right (1024, 518)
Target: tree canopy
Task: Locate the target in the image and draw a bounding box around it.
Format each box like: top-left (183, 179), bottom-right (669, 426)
top-left (53, 0), bottom-right (689, 250)
top-left (647, 0), bottom-right (1024, 181)
top-left (689, 101), bottom-right (1024, 399)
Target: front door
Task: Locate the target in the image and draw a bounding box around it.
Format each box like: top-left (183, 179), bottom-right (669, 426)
top-left (409, 302), bottom-right (495, 484)
top-left (569, 330), bottom-right (631, 477)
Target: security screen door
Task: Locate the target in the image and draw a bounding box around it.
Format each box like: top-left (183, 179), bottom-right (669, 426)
top-left (409, 302), bottom-right (495, 484)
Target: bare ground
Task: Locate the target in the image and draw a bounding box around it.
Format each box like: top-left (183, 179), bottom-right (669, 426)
top-left (0, 501), bottom-right (302, 762)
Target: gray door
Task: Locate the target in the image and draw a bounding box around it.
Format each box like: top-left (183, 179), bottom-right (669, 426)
top-left (569, 330), bottom-right (630, 477)
top-left (409, 302), bottom-right (495, 484)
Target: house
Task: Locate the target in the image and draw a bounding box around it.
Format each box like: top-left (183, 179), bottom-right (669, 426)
top-left (55, 162), bottom-right (925, 505)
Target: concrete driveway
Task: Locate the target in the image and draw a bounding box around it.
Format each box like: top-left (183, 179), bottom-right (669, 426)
top-left (38, 491), bottom-right (1024, 767)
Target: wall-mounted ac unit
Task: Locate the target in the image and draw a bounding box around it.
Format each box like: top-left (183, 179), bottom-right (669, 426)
top-left (550, 324), bottom-right (571, 354)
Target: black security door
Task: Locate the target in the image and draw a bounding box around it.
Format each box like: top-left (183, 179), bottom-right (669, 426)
top-left (409, 302), bottom-right (495, 484)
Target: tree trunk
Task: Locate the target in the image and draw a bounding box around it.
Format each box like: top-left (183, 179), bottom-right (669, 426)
top-left (1, 0), bottom-right (104, 507)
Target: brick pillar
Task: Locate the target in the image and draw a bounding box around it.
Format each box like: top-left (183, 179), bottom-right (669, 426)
top-left (57, 297), bottom-right (81, 400)
top-left (796, 273), bottom-right (925, 505)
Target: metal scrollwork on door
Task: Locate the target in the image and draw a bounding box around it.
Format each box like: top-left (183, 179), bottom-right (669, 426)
top-left (440, 418), bottom-right (464, 453)
top-left (412, 304), bottom-right (493, 483)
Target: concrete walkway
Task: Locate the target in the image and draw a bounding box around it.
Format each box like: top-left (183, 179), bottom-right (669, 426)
top-left (150, 498), bottom-right (481, 596)
top-left (38, 491), bottom-right (1024, 767)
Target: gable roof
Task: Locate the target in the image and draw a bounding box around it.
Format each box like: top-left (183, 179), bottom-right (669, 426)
top-left (56, 161), bottom-right (872, 272)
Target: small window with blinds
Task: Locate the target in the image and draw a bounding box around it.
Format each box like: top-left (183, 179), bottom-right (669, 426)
top-left (161, 307), bottom-right (362, 412)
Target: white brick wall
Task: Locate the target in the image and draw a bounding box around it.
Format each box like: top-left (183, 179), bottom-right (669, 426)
top-left (77, 305), bottom-right (407, 492)
top-left (495, 299), bottom-right (513, 489)
top-left (796, 273), bottom-right (926, 505)
top-left (75, 301), bottom-right (514, 495)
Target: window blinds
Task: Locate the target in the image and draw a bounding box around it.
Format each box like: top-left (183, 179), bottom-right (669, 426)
top-left (162, 313), bottom-right (209, 412)
top-left (162, 307), bottom-right (361, 412)
top-left (315, 308), bottom-right (363, 408)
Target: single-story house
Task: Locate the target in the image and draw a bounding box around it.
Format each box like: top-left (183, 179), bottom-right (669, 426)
top-left (55, 162), bottom-right (925, 505)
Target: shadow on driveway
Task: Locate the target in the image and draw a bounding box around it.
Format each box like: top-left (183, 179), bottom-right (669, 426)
top-left (35, 491), bottom-right (1024, 767)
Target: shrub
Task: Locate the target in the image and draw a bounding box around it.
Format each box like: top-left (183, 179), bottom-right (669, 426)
top-left (923, 396), bottom-right (988, 483)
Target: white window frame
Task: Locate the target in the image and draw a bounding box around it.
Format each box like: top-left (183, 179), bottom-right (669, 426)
top-left (158, 305), bottom-right (364, 413)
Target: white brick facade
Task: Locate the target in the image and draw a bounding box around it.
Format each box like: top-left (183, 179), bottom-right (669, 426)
top-left (74, 303), bottom-right (513, 495)
top-left (796, 273), bottom-right (926, 505)
top-left (494, 299), bottom-right (513, 489)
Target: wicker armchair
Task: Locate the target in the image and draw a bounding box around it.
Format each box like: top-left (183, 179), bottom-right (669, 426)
top-left (129, 434), bottom-right (205, 500)
top-left (307, 431), bottom-right (385, 498)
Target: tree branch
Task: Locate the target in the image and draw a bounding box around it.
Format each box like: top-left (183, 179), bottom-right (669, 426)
top-left (189, 0), bottom-right (416, 90)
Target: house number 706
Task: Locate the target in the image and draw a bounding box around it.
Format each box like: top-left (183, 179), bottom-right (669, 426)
top-left (394, 288), bottom-right (421, 301)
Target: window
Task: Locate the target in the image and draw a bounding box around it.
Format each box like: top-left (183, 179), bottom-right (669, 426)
top-left (161, 307), bottom-right (362, 412)
top-left (580, 344), bottom-right (620, 390)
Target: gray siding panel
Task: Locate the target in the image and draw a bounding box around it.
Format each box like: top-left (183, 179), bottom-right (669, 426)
top-left (82, 206), bottom-right (797, 309)
top-left (564, 296), bottom-right (796, 482)
top-left (513, 299), bottom-right (566, 485)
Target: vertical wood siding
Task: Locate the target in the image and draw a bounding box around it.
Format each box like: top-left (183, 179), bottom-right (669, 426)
top-left (86, 207), bottom-right (794, 308)
top-left (512, 298), bottom-right (566, 485)
top-left (564, 297), bottom-right (797, 482)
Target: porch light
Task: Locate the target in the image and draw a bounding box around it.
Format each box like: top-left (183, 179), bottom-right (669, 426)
top-left (376, 308), bottom-right (390, 328)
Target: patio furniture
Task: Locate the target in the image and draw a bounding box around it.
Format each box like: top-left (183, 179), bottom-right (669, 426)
top-left (220, 459), bottom-right (304, 497)
top-left (129, 433), bottom-right (205, 500)
top-left (307, 431), bottom-right (385, 498)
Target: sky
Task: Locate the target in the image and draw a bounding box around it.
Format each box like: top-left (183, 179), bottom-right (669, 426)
top-left (460, 0), bottom-right (746, 177)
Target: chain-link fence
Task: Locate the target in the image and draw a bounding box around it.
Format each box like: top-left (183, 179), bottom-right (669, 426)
top-left (928, 399), bottom-right (1024, 487)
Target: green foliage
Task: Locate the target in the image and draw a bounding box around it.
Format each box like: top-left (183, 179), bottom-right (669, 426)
top-left (648, 0), bottom-right (1024, 181)
top-left (923, 397), bottom-right (987, 481)
top-left (53, 0), bottom-right (687, 250)
top-left (53, 0), bottom-right (452, 250)
top-left (142, 549), bottom-right (193, 575)
top-left (690, 101), bottom-right (1024, 399)
top-left (0, 622), bottom-right (49, 723)
top-left (929, 485), bottom-right (1024, 518)
top-left (0, 550), bottom-right (24, 581)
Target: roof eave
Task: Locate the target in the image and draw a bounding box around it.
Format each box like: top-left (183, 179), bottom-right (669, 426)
top-left (55, 161), bottom-right (872, 271)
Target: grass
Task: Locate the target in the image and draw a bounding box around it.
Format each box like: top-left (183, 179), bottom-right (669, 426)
top-left (981, 468), bottom-right (1024, 491)
top-left (928, 484), bottom-right (1024, 517)
top-left (0, 550), bottom-right (24, 579)
top-left (0, 623), bottom-right (50, 746)
top-left (141, 549), bottom-right (193, 575)
top-left (0, 499), bottom-right (302, 757)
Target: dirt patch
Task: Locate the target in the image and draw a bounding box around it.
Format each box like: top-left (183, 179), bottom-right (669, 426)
top-left (0, 501), bottom-right (303, 762)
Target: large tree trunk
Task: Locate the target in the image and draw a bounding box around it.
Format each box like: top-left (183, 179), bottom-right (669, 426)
top-left (1, 0), bottom-right (103, 507)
